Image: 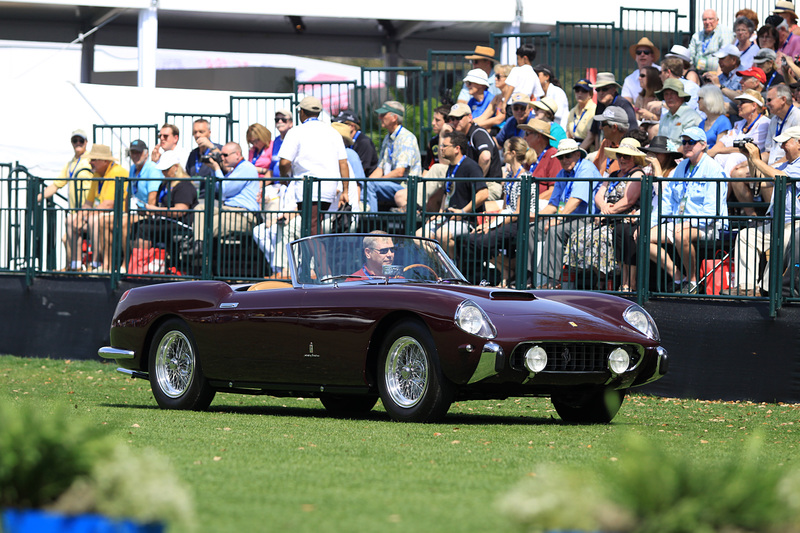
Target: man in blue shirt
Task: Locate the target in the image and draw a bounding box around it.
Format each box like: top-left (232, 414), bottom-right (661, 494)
top-left (649, 126), bottom-right (728, 294)
top-left (192, 141), bottom-right (260, 246)
top-left (528, 138), bottom-right (600, 288)
top-left (732, 126), bottom-right (800, 295)
top-left (495, 93), bottom-right (534, 147)
top-left (128, 140), bottom-right (163, 209)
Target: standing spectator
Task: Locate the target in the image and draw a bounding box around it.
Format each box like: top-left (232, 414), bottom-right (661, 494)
top-left (368, 100), bottom-right (421, 211)
top-left (534, 64), bottom-right (569, 128)
top-left (245, 123), bottom-right (273, 177)
top-left (495, 93), bottom-right (534, 147)
top-left (734, 16), bottom-right (760, 70)
top-left (532, 97), bottom-right (567, 148)
top-left (730, 126), bottom-right (800, 295)
top-left (649, 127), bottom-right (728, 294)
top-left (688, 9), bottom-right (733, 72)
top-left (416, 130), bottom-right (487, 256)
top-left (463, 69), bottom-right (492, 119)
top-left (528, 139), bottom-right (600, 289)
top-left (279, 96), bottom-right (350, 227)
top-left (476, 64), bottom-right (513, 130)
top-left (150, 124), bottom-right (186, 167)
top-left (581, 73), bottom-right (637, 152)
top-left (622, 37), bottom-right (661, 103)
top-left (634, 66), bottom-right (663, 123)
top-left (697, 85), bottom-right (732, 147)
top-left (39, 129), bottom-right (92, 209)
top-left (192, 142), bottom-right (260, 250)
top-left (520, 118), bottom-right (559, 207)
top-left (448, 102), bottom-right (503, 179)
top-left (457, 45), bottom-right (500, 103)
top-left (501, 44), bottom-right (545, 106)
top-left (656, 78), bottom-right (703, 144)
top-left (185, 119), bottom-right (223, 180)
top-left (424, 105), bottom-right (449, 170)
top-left (566, 79), bottom-right (596, 145)
top-left (334, 109), bottom-right (378, 177)
top-left (269, 109), bottom-right (293, 178)
top-left (83, 145), bottom-right (129, 272)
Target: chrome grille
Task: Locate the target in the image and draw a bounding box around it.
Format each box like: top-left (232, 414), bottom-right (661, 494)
top-left (512, 343), bottom-right (639, 372)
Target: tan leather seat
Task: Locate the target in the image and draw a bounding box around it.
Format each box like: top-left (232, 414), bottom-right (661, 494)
top-left (246, 280), bottom-right (292, 291)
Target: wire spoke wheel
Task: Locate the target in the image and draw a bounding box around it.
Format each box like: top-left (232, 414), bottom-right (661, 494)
top-left (155, 330), bottom-right (195, 398)
top-left (385, 336), bottom-right (429, 408)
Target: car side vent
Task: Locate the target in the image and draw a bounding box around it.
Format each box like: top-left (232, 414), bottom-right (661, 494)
top-left (489, 290), bottom-right (535, 301)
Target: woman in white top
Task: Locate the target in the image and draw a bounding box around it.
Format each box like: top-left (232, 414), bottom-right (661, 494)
top-left (534, 64), bottom-right (569, 128)
top-left (708, 89), bottom-right (770, 175)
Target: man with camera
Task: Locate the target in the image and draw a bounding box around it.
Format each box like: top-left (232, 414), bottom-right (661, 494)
top-left (185, 118), bottom-right (223, 180)
top-left (191, 141), bottom-right (260, 249)
top-left (729, 126), bottom-right (800, 296)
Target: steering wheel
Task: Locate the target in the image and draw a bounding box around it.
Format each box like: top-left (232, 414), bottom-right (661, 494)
top-left (403, 263), bottom-right (438, 277)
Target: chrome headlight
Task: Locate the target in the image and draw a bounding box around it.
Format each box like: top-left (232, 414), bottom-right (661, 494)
top-left (455, 300), bottom-right (497, 339)
top-left (623, 304), bottom-right (660, 341)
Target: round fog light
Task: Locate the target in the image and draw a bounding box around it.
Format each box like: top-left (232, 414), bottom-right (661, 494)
top-left (524, 346), bottom-right (548, 373)
top-left (608, 347), bottom-right (630, 374)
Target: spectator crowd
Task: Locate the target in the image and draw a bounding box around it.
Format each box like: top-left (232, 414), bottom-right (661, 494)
top-left (38, 2), bottom-right (800, 296)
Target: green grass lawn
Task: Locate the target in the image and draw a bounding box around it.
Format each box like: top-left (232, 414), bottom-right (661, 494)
top-left (2, 355), bottom-right (799, 533)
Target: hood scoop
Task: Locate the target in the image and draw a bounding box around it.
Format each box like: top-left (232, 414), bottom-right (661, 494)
top-left (489, 290), bottom-right (535, 301)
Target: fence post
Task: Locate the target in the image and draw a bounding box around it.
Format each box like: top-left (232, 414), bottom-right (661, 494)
top-left (201, 174), bottom-right (214, 279)
top-left (24, 167), bottom-right (38, 286)
top-left (769, 175), bottom-right (787, 317)
top-left (300, 176), bottom-right (314, 238)
top-left (637, 173), bottom-right (654, 305)
top-left (109, 175), bottom-right (126, 290)
top-left (405, 176), bottom-right (418, 233)
top-left (515, 174), bottom-right (533, 290)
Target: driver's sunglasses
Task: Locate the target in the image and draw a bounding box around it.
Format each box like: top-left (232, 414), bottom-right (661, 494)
top-left (372, 246), bottom-right (395, 254)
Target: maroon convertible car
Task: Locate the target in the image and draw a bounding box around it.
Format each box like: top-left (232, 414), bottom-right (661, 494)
top-left (99, 233), bottom-right (667, 423)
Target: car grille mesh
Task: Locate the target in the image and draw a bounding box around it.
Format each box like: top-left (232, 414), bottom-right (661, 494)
top-left (512, 343), bottom-right (639, 372)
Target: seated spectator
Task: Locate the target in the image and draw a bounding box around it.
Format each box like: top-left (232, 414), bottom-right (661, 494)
top-left (269, 109), bottom-right (293, 178)
top-left (589, 106), bottom-right (631, 177)
top-left (185, 119), bottom-right (223, 181)
top-left (689, 9), bottom-right (733, 72)
top-left (245, 123), bottom-right (273, 177)
top-left (659, 56), bottom-right (700, 111)
top-left (191, 142), bottom-right (260, 251)
top-left (758, 24), bottom-right (780, 51)
top-left (475, 64), bottom-right (513, 130)
top-left (777, 19), bottom-right (800, 58)
top-left (462, 136), bottom-right (534, 286)
top-left (734, 15), bottom-right (759, 70)
top-left (83, 144), bottom-right (129, 272)
top-left (334, 109), bottom-right (379, 177)
top-left (656, 78), bottom-right (703, 144)
top-left (649, 127), bottom-right (728, 294)
top-left (501, 43), bottom-right (545, 106)
top-left (697, 85), bottom-right (732, 147)
top-left (730, 126), bottom-right (800, 295)
top-left (774, 1), bottom-right (800, 35)
top-left (532, 97), bottom-right (567, 148)
top-left (519, 118), bottom-right (559, 208)
top-left (463, 69), bottom-right (492, 119)
top-left (528, 139), bottom-right (600, 289)
top-left (709, 90), bottom-right (770, 175)
top-left (447, 103), bottom-right (503, 203)
top-left (622, 37), bottom-right (661, 104)
top-left (566, 79), bottom-right (597, 145)
top-left (754, 48), bottom-right (785, 89)
top-left (458, 45), bottom-right (500, 104)
top-left (128, 140), bottom-right (162, 210)
top-left (639, 119), bottom-right (660, 141)
top-left (415, 130), bottom-right (488, 257)
top-left (664, 44), bottom-right (702, 87)
top-left (151, 123), bottom-right (187, 168)
top-left (642, 136), bottom-right (683, 198)
top-left (369, 100), bottom-right (421, 211)
top-left (730, 84), bottom-right (800, 215)
top-left (495, 93), bottom-right (534, 148)
top-left (423, 105), bottom-right (449, 170)
top-left (534, 64), bottom-right (569, 128)
top-left (252, 182), bottom-right (295, 279)
top-left (726, 66), bottom-right (767, 102)
top-left (581, 73), bottom-right (637, 152)
top-left (39, 130), bottom-right (93, 271)
top-left (735, 8), bottom-right (760, 34)
top-left (565, 138), bottom-right (645, 291)
top-left (702, 44), bottom-right (743, 105)
top-left (634, 66), bottom-right (663, 123)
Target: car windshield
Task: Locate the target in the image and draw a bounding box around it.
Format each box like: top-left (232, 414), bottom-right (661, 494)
top-left (289, 234), bottom-right (467, 285)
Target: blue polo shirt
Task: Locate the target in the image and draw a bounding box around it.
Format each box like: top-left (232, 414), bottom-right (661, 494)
top-left (129, 160), bottom-right (163, 208)
top-left (548, 158), bottom-right (597, 215)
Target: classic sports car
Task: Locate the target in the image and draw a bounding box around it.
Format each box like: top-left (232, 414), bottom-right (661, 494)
top-left (99, 233), bottom-right (667, 423)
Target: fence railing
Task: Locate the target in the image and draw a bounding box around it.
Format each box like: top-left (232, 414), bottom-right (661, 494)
top-left (4, 168), bottom-right (798, 316)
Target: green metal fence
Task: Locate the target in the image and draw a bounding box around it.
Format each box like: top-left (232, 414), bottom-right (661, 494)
top-left (164, 113), bottom-right (230, 154)
top-left (229, 95), bottom-right (296, 148)
top-left (92, 125), bottom-right (159, 164)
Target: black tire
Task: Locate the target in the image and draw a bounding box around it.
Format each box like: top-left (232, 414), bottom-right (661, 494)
top-left (148, 318), bottom-right (215, 410)
top-left (377, 320), bottom-right (454, 422)
top-left (319, 394), bottom-right (379, 417)
top-left (552, 387), bottom-right (627, 424)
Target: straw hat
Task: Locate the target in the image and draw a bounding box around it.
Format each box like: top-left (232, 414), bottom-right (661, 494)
top-left (87, 144), bottom-right (117, 162)
top-left (629, 37), bottom-right (661, 61)
top-left (605, 138), bottom-right (647, 166)
top-left (518, 118), bottom-right (555, 140)
top-left (532, 96), bottom-right (558, 116)
top-left (331, 122), bottom-right (353, 146)
top-left (551, 138), bottom-right (587, 159)
top-left (591, 72), bottom-right (621, 89)
top-left (465, 45), bottom-right (497, 63)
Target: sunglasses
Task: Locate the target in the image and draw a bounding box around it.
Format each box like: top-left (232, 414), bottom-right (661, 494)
top-left (681, 139), bottom-right (699, 146)
top-left (71, 137), bottom-right (85, 144)
top-left (446, 116), bottom-right (462, 122)
top-left (556, 153), bottom-right (574, 161)
top-left (220, 152), bottom-right (232, 157)
top-left (371, 246), bottom-right (395, 254)
top-left (595, 86), bottom-right (614, 93)
top-left (159, 133), bottom-right (172, 139)
top-left (511, 105), bottom-right (528, 112)
top-left (275, 117), bottom-right (290, 123)
top-left (639, 73), bottom-right (647, 78)
top-left (636, 49), bottom-right (653, 56)
top-left (495, 74), bottom-right (506, 79)
top-left (618, 153), bottom-right (633, 160)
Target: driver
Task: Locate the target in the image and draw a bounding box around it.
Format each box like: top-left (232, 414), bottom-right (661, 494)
top-left (350, 231), bottom-right (395, 279)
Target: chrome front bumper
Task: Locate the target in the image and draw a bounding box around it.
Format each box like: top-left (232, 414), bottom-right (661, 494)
top-left (97, 346), bottom-right (135, 360)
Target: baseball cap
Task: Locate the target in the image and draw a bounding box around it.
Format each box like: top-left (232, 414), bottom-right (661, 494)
top-left (463, 68), bottom-right (490, 86)
top-left (448, 102), bottom-right (471, 118)
top-left (753, 48), bottom-right (778, 64)
top-left (713, 44), bottom-right (741, 58)
top-left (681, 126), bottom-right (708, 143)
top-left (334, 109), bottom-right (360, 125)
top-left (592, 106), bottom-right (630, 128)
top-left (774, 125), bottom-right (800, 143)
top-left (298, 96), bottom-right (323, 113)
top-left (737, 67), bottom-right (767, 84)
top-left (129, 139), bottom-right (147, 152)
top-left (71, 129), bottom-right (88, 141)
top-left (375, 101), bottom-right (405, 117)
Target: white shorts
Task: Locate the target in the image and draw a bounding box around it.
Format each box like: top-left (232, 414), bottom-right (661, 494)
top-left (658, 221), bottom-right (716, 244)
